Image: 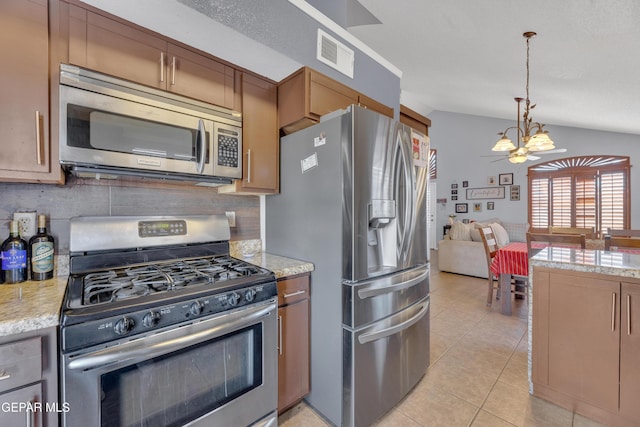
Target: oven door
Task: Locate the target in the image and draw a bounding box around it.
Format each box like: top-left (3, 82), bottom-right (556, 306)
top-left (59, 84), bottom-right (242, 180)
top-left (60, 299), bottom-right (277, 427)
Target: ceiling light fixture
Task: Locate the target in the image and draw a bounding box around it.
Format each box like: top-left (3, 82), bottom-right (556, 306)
top-left (492, 32), bottom-right (555, 164)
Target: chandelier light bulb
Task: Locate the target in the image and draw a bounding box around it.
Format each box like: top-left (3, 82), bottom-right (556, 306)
top-left (492, 136), bottom-right (516, 151)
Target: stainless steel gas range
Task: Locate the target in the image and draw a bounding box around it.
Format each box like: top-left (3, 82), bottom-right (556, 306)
top-left (59, 215), bottom-right (278, 427)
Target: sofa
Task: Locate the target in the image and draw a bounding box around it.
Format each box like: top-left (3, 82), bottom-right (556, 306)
top-left (437, 219), bottom-right (529, 278)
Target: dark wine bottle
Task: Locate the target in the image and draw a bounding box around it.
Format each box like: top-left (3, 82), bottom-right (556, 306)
top-left (1, 220), bottom-right (28, 284)
top-left (29, 214), bottom-right (55, 281)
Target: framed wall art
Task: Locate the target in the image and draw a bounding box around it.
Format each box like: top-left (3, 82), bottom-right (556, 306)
top-left (487, 201), bottom-right (494, 210)
top-left (462, 180), bottom-right (469, 187)
top-left (466, 186), bottom-right (505, 200)
top-left (499, 173), bottom-right (514, 185)
top-left (455, 203), bottom-right (468, 213)
top-left (510, 185), bottom-right (520, 201)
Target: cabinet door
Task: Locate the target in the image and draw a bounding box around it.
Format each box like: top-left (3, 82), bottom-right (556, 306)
top-left (82, 11), bottom-right (167, 89)
top-left (167, 44), bottom-right (236, 109)
top-left (358, 93), bottom-right (393, 119)
top-left (278, 298), bottom-right (310, 413)
top-left (0, 383), bottom-right (43, 427)
top-left (620, 282), bottom-right (640, 422)
top-left (0, 0), bottom-right (51, 179)
top-left (309, 71), bottom-right (358, 118)
top-left (545, 272), bottom-right (619, 412)
top-left (239, 74), bottom-right (278, 193)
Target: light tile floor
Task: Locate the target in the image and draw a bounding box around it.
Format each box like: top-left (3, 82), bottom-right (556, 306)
top-left (278, 250), bottom-right (606, 427)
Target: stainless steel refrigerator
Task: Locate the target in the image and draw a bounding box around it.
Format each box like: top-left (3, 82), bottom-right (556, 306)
top-left (266, 105), bottom-right (430, 427)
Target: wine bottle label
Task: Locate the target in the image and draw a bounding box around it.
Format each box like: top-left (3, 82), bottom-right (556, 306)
top-left (1, 249), bottom-right (27, 270)
top-left (31, 242), bottom-right (54, 273)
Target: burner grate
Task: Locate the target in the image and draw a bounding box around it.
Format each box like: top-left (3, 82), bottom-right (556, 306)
top-left (81, 255), bottom-right (267, 306)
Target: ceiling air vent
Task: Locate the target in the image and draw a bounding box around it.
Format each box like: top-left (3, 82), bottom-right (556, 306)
top-left (317, 29), bottom-right (354, 78)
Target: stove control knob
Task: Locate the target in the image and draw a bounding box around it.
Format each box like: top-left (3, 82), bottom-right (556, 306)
top-left (244, 288), bottom-right (256, 302)
top-left (228, 292), bottom-right (241, 307)
top-left (114, 317), bottom-right (135, 335)
top-left (189, 301), bottom-right (204, 316)
top-left (142, 311), bottom-right (161, 328)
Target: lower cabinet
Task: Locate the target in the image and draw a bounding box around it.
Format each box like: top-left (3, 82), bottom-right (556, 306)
top-left (532, 268), bottom-right (640, 426)
top-left (0, 327), bottom-right (58, 427)
top-left (277, 273), bottom-right (310, 413)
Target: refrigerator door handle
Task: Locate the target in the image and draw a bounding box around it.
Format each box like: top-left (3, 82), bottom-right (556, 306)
top-left (358, 298), bottom-right (429, 344)
top-left (357, 265), bottom-right (429, 299)
top-left (395, 128), bottom-right (416, 262)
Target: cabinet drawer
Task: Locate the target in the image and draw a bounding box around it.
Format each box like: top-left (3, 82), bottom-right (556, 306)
top-left (0, 337), bottom-right (41, 393)
top-left (277, 275), bottom-right (310, 306)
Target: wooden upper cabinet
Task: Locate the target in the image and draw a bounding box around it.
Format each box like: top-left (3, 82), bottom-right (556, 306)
top-left (67, 5), bottom-right (236, 109)
top-left (278, 66), bottom-right (393, 135)
top-left (0, 0), bottom-right (62, 183)
top-left (219, 72), bottom-right (279, 194)
top-left (400, 105), bottom-right (431, 136)
top-left (359, 93), bottom-right (394, 119)
top-left (166, 44), bottom-right (235, 109)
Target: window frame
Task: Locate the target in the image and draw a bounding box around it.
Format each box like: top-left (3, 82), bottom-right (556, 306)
top-left (527, 156), bottom-right (630, 235)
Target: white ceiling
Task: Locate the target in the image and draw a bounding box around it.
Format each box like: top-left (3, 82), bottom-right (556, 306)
top-left (347, 0), bottom-right (640, 136)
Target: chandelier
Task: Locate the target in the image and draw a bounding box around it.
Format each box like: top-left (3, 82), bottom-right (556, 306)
top-left (492, 32), bottom-right (555, 164)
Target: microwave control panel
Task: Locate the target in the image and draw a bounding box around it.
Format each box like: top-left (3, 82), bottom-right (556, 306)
top-left (217, 129), bottom-right (240, 168)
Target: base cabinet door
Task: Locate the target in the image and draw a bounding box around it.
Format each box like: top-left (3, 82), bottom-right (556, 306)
top-left (545, 272), bottom-right (619, 412)
top-left (277, 275), bottom-right (310, 413)
top-left (0, 383), bottom-right (43, 427)
top-left (533, 268), bottom-right (640, 425)
top-left (620, 282), bottom-right (640, 422)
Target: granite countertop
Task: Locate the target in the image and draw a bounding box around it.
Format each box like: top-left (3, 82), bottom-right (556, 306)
top-left (0, 248), bottom-right (313, 337)
top-left (0, 277), bottom-right (68, 337)
top-left (234, 251), bottom-right (315, 278)
top-left (529, 247), bottom-right (640, 278)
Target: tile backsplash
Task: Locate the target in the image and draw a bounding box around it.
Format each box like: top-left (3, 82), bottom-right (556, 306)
top-left (0, 177), bottom-right (260, 254)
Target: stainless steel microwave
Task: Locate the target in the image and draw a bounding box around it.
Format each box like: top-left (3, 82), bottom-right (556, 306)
top-left (59, 64), bottom-right (242, 185)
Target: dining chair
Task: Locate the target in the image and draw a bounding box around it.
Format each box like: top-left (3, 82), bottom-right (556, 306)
top-left (479, 226), bottom-right (500, 306)
top-left (604, 235), bottom-right (640, 251)
top-left (606, 228), bottom-right (640, 238)
top-left (526, 232), bottom-right (586, 256)
top-left (549, 226), bottom-right (596, 239)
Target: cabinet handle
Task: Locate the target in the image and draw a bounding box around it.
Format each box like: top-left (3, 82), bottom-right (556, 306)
top-left (26, 402), bottom-right (34, 427)
top-left (160, 52), bottom-right (165, 82)
top-left (612, 292), bottom-right (616, 332)
top-left (171, 56), bottom-right (176, 85)
top-left (277, 315), bottom-right (283, 355)
top-left (628, 294), bottom-right (632, 336)
top-left (0, 371), bottom-right (10, 381)
top-left (246, 149), bottom-right (252, 183)
top-left (284, 290), bottom-right (306, 299)
top-left (35, 111), bottom-right (43, 165)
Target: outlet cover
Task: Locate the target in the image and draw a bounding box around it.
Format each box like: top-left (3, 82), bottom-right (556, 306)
top-left (225, 211), bottom-right (236, 227)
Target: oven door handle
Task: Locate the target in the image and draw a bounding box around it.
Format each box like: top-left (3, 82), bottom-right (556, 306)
top-left (67, 301), bottom-right (275, 371)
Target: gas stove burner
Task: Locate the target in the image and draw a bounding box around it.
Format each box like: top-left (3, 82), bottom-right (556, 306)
top-left (113, 284), bottom-right (150, 300)
top-left (77, 254), bottom-right (270, 307)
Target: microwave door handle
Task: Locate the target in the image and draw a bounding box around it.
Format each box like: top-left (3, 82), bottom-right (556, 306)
top-left (196, 119), bottom-right (206, 174)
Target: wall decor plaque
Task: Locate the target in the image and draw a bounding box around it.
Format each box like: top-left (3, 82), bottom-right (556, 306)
top-left (465, 186), bottom-right (505, 200)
